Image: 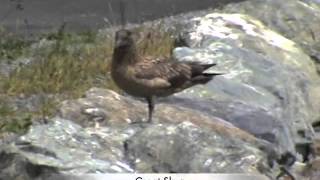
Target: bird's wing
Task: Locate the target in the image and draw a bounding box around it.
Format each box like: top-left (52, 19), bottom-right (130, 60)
top-left (134, 58), bottom-right (192, 89)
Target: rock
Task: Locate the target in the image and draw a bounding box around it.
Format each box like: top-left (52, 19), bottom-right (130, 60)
top-left (59, 88), bottom-right (258, 144)
top-left (173, 11), bottom-right (320, 154)
top-left (125, 122), bottom-right (265, 173)
top-left (0, 147), bottom-right (59, 180)
top-left (221, 0), bottom-right (320, 79)
top-left (222, 0), bottom-right (320, 57)
top-left (0, 117), bottom-right (134, 179)
top-left (0, 114), bottom-right (272, 178)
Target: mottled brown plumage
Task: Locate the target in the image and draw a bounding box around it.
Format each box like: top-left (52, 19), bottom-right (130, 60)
top-left (111, 29), bottom-right (223, 122)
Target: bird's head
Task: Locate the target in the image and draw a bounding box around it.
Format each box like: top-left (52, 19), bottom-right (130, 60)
top-left (114, 29), bottom-right (135, 49)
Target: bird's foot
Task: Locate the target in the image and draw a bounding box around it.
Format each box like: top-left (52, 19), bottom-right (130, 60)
top-left (130, 118), bottom-right (154, 127)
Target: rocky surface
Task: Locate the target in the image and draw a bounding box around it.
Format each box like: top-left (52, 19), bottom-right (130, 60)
top-left (59, 88), bottom-right (259, 143)
top-left (221, 0), bottom-right (320, 80)
top-left (182, 0), bottom-right (320, 83)
top-left (174, 11), bottom-right (320, 154)
top-left (0, 103), bottom-right (271, 179)
top-left (1, 0), bottom-right (320, 180)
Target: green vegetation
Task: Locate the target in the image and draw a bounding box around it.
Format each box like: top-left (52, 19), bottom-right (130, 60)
top-left (0, 24), bottom-right (175, 134)
top-left (0, 113), bottom-right (32, 134)
top-left (0, 98), bottom-right (31, 134)
top-left (0, 29), bottom-right (31, 60)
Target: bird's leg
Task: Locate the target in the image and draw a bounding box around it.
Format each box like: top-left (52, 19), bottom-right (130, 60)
top-left (146, 96), bottom-right (154, 123)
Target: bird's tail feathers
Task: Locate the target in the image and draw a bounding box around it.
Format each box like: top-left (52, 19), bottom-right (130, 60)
top-left (192, 72), bottom-right (224, 84)
top-left (202, 72), bottom-right (225, 76)
top-left (200, 63), bottom-right (217, 70)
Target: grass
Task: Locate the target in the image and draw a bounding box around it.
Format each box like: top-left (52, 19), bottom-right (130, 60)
top-left (0, 97), bottom-right (32, 134)
top-left (0, 28), bottom-right (32, 60)
top-left (2, 35), bottom-right (114, 97)
top-left (0, 24), bottom-right (175, 134)
top-left (0, 112), bottom-right (32, 134)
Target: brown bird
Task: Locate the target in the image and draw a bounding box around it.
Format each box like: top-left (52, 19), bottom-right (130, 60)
top-left (111, 29), bottom-right (223, 123)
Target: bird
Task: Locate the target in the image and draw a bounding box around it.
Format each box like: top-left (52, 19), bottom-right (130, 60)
top-left (111, 29), bottom-right (223, 123)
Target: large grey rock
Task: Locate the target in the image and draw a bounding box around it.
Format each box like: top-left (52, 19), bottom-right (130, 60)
top-left (1, 87), bottom-right (316, 179)
top-left (0, 107), bottom-right (272, 179)
top-left (59, 88), bottom-right (258, 143)
top-left (1, 118), bottom-right (134, 174)
top-left (221, 0), bottom-right (320, 73)
top-left (222, 0), bottom-right (320, 48)
top-left (0, 117), bottom-right (133, 180)
top-left (173, 12), bottom-right (320, 154)
top-left (0, 147), bottom-right (59, 180)
top-left (125, 122), bottom-right (264, 173)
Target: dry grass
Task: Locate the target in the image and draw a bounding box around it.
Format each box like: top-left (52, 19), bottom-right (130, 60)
top-left (2, 26), bottom-right (174, 97)
top-left (0, 25), bottom-right (175, 133)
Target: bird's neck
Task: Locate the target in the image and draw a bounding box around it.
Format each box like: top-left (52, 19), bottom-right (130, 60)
top-left (112, 45), bottom-right (139, 65)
